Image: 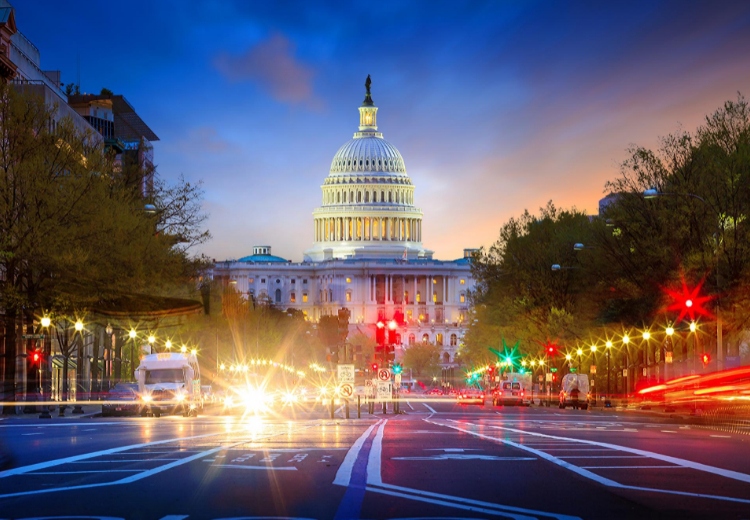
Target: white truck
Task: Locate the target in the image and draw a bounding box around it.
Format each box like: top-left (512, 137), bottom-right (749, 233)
top-left (492, 372), bottom-right (532, 406)
top-left (559, 373), bottom-right (590, 410)
top-left (135, 352), bottom-right (202, 417)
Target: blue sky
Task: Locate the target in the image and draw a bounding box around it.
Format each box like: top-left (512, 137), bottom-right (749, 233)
top-left (18, 0), bottom-right (750, 262)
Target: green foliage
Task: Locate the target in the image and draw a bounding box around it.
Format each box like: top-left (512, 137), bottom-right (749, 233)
top-left (403, 341), bottom-right (441, 377)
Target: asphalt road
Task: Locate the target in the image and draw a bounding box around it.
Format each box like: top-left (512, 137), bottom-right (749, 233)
top-left (1, 397), bottom-right (749, 520)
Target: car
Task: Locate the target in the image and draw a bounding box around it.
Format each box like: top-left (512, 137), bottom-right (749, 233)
top-left (101, 382), bottom-right (141, 417)
top-left (427, 388), bottom-right (443, 396)
top-left (457, 388), bottom-right (485, 405)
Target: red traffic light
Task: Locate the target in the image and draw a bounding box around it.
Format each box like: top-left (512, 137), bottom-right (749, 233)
top-left (701, 353), bottom-right (710, 365)
top-left (371, 363), bottom-right (379, 372)
top-left (32, 352), bottom-right (40, 363)
top-left (375, 321), bottom-right (385, 346)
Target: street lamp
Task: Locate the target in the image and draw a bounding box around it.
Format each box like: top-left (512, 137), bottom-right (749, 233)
top-left (605, 340), bottom-right (613, 407)
top-left (622, 334), bottom-right (631, 395)
top-left (590, 344), bottom-right (597, 405)
top-left (147, 333), bottom-right (156, 354)
top-left (39, 316), bottom-right (52, 419)
top-left (128, 328), bottom-right (137, 382)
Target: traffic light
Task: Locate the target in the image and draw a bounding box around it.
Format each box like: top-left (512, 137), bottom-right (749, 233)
top-left (375, 321), bottom-right (385, 347)
top-left (701, 353), bottom-right (710, 366)
top-left (393, 363), bottom-right (403, 375)
top-left (338, 307), bottom-right (350, 342)
top-left (386, 345), bottom-right (396, 363)
top-left (387, 319), bottom-right (398, 345)
top-left (371, 363), bottom-right (379, 372)
top-left (32, 351), bottom-right (41, 364)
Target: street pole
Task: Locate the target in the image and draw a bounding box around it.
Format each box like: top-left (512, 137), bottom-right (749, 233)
top-left (605, 348), bottom-right (611, 407)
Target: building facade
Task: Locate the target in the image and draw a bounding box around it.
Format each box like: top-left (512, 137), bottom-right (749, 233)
top-left (213, 79), bottom-right (476, 381)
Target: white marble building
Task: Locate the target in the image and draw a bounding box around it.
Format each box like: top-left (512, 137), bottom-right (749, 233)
top-left (212, 79), bottom-right (475, 378)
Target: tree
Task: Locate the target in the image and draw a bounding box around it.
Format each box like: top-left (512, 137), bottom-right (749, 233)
top-left (0, 84), bottom-right (210, 412)
top-left (403, 342), bottom-right (440, 378)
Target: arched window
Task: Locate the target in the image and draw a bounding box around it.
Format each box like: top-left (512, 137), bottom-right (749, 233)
top-left (381, 191), bottom-right (385, 202)
top-left (275, 289), bottom-right (281, 303)
top-left (365, 191), bottom-right (370, 202)
top-left (346, 290), bottom-right (352, 302)
top-left (389, 191), bottom-right (393, 202)
top-left (460, 292), bottom-right (466, 303)
top-left (290, 292), bottom-right (296, 303)
top-left (329, 289), bottom-right (333, 301)
top-left (350, 190), bottom-right (354, 202)
top-left (337, 192), bottom-right (341, 203)
top-left (343, 191), bottom-right (347, 203)
top-left (450, 334), bottom-right (457, 346)
top-left (408, 334), bottom-right (415, 345)
top-left (357, 191), bottom-right (362, 202)
top-left (422, 333), bottom-right (429, 343)
top-left (443, 352), bottom-right (451, 364)
top-left (436, 333), bottom-right (443, 346)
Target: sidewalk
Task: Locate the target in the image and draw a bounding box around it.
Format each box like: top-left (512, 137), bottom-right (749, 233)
top-left (0, 403), bottom-right (101, 420)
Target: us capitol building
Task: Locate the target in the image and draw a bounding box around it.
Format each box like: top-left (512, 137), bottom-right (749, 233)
top-left (212, 77), bottom-right (476, 378)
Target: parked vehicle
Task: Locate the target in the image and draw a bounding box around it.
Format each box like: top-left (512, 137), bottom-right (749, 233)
top-left (559, 373), bottom-right (590, 410)
top-left (492, 372), bottom-right (532, 406)
top-left (136, 352), bottom-right (202, 417)
top-left (101, 382), bottom-right (140, 417)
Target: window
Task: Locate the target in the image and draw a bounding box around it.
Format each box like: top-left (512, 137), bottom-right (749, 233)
top-left (408, 334), bottom-right (415, 345)
top-left (460, 293), bottom-right (466, 303)
top-left (290, 292), bottom-right (296, 303)
top-left (291, 279), bottom-right (296, 284)
top-left (276, 279), bottom-right (281, 284)
top-left (261, 278), bottom-right (266, 284)
top-left (249, 278), bottom-right (254, 283)
top-left (422, 333), bottom-right (429, 343)
top-left (443, 352), bottom-right (451, 364)
top-left (346, 277), bottom-right (351, 283)
top-left (275, 289), bottom-right (281, 303)
top-left (433, 278), bottom-right (437, 284)
top-left (346, 291), bottom-right (352, 302)
top-left (303, 279), bottom-right (308, 284)
top-left (416, 292), bottom-right (421, 303)
top-left (450, 334), bottom-right (457, 346)
top-left (303, 293), bottom-right (308, 303)
top-left (436, 333), bottom-right (443, 346)
top-left (432, 293), bottom-right (437, 303)
top-left (460, 279), bottom-right (465, 285)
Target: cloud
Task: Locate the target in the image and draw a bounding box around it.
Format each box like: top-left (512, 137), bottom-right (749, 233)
top-left (214, 33), bottom-right (321, 108)
top-left (173, 126), bottom-right (234, 155)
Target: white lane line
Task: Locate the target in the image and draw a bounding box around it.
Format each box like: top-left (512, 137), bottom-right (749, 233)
top-left (332, 420), bottom-right (381, 487)
top-left (22, 433), bottom-right (43, 436)
top-left (661, 430), bottom-right (678, 433)
top-left (711, 435), bottom-right (731, 438)
top-left (81, 428), bottom-right (97, 431)
top-left (70, 459), bottom-right (182, 463)
top-left (557, 456), bottom-right (647, 459)
top-left (488, 424), bottom-right (750, 485)
top-left (406, 401), bottom-right (415, 410)
top-left (423, 403), bottom-right (437, 413)
top-left (159, 516), bottom-right (189, 520)
top-left (0, 431), bottom-right (223, 478)
top-left (30, 470), bottom-right (142, 474)
top-left (581, 466), bottom-right (682, 469)
top-left (212, 464), bottom-right (297, 471)
top-left (432, 419), bottom-right (750, 505)
top-left (541, 448), bottom-right (613, 451)
top-left (366, 419), bottom-right (388, 486)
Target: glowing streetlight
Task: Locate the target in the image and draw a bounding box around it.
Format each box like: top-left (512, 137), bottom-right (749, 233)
top-left (148, 334), bottom-right (156, 345)
top-left (576, 348), bottom-right (583, 356)
top-left (181, 345), bottom-right (188, 353)
top-left (165, 340), bottom-right (173, 350)
top-left (74, 320), bottom-right (84, 332)
top-left (41, 316), bottom-right (51, 328)
top-left (129, 329), bottom-right (137, 340)
top-left (666, 326), bottom-right (674, 336)
top-left (642, 331), bottom-right (651, 341)
top-left (622, 335), bottom-right (630, 345)
top-left (605, 340), bottom-right (613, 349)
top-left (689, 322), bottom-right (697, 333)
top-left (590, 345), bottom-right (597, 353)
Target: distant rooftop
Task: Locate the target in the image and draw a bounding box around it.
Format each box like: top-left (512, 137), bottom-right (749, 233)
top-left (68, 93), bottom-right (159, 142)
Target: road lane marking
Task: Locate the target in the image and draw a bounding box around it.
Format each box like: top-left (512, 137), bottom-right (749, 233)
top-left (212, 464), bottom-right (298, 471)
top-left (581, 466), bottom-right (682, 469)
top-left (332, 420), bottom-right (381, 486)
top-left (392, 454), bottom-right (536, 461)
top-left (30, 470), bottom-right (142, 474)
top-left (487, 424), bottom-right (750, 484)
top-left (0, 431), bottom-right (222, 479)
top-left (362, 419), bottom-right (581, 520)
top-left (70, 459), bottom-right (182, 463)
top-left (406, 401), bottom-right (415, 410)
top-left (430, 419), bottom-right (750, 505)
top-left (711, 435), bottom-right (731, 438)
top-left (557, 456), bottom-right (647, 459)
top-left (423, 403), bottom-right (437, 413)
top-left (21, 432), bottom-right (43, 436)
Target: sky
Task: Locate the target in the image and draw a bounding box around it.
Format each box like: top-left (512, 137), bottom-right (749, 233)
top-left (17, 1), bottom-right (750, 262)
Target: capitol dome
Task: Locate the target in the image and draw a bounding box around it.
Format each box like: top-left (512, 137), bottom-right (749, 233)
top-left (304, 76), bottom-right (432, 263)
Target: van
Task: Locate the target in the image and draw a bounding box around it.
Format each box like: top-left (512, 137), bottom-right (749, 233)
top-left (492, 372), bottom-right (532, 406)
top-left (559, 373), bottom-right (590, 410)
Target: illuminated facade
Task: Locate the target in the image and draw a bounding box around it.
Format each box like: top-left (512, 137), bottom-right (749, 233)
top-left (213, 80), bottom-right (476, 381)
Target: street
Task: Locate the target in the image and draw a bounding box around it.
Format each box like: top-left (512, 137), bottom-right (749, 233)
top-left (1, 399), bottom-right (749, 520)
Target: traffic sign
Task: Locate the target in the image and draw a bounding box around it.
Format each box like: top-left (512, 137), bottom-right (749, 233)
top-left (378, 368), bottom-right (391, 381)
top-left (376, 381), bottom-right (391, 399)
top-left (337, 364), bottom-right (355, 383)
top-left (21, 334), bottom-right (45, 340)
top-left (394, 373), bottom-right (402, 385)
top-left (339, 383), bottom-right (354, 399)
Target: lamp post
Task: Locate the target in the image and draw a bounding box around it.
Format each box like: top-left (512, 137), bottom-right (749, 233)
top-left (39, 316), bottom-right (52, 419)
top-left (622, 334), bottom-right (630, 396)
top-left (664, 326), bottom-right (674, 382)
top-left (590, 344), bottom-right (597, 405)
top-left (128, 328), bottom-right (137, 381)
top-left (644, 188), bottom-right (723, 370)
top-left (605, 340), bottom-right (612, 407)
